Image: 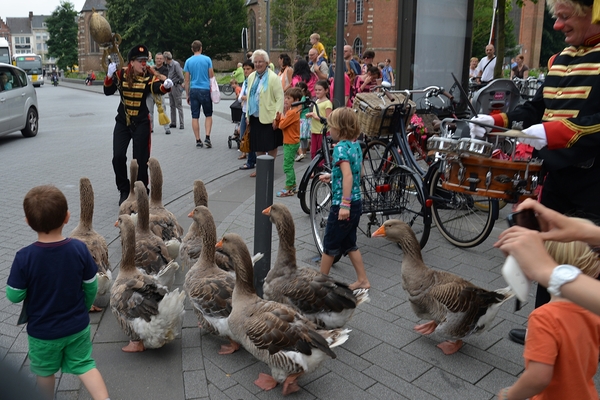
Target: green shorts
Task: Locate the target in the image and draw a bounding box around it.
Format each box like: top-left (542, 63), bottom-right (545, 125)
top-left (28, 325), bottom-right (96, 376)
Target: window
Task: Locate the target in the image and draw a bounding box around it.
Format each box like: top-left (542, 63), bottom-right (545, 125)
top-left (248, 10), bottom-right (256, 51)
top-left (25, 37), bottom-right (30, 44)
top-left (37, 43), bottom-right (41, 50)
top-left (36, 35), bottom-right (41, 41)
top-left (353, 37), bottom-right (363, 58)
top-left (355, 0), bottom-right (364, 23)
top-left (345, 0), bottom-right (349, 25)
top-left (272, 23), bottom-right (285, 50)
top-left (89, 30), bottom-right (99, 53)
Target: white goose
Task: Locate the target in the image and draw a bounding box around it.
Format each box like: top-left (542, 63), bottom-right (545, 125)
top-left (216, 233), bottom-right (350, 395)
top-left (111, 214), bottom-right (185, 352)
top-left (372, 219), bottom-right (513, 355)
top-left (69, 177), bottom-right (112, 312)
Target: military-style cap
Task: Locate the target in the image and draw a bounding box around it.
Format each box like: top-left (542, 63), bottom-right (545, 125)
top-left (127, 44), bottom-right (149, 61)
top-left (573, 0), bottom-right (593, 6)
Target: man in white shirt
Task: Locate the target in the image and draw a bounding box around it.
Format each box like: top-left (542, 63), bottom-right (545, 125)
top-left (477, 44), bottom-right (496, 83)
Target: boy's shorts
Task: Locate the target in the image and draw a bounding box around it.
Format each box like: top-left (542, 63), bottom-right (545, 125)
top-left (189, 88), bottom-right (213, 119)
top-left (28, 325), bottom-right (96, 376)
top-left (323, 201), bottom-right (362, 257)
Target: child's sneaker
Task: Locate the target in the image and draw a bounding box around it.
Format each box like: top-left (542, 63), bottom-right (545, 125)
top-left (295, 153), bottom-right (305, 162)
top-left (204, 137), bottom-right (212, 148)
top-left (276, 187), bottom-right (297, 197)
top-left (196, 139), bottom-right (203, 148)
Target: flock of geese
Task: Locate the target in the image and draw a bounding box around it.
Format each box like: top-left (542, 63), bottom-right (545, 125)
top-left (69, 157), bottom-right (514, 395)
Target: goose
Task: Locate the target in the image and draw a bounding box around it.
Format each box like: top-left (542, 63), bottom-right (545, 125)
top-left (69, 177), bottom-right (112, 312)
top-left (147, 157), bottom-right (183, 259)
top-left (133, 181), bottom-right (179, 289)
top-left (183, 206), bottom-right (239, 354)
top-left (111, 214), bottom-right (185, 352)
top-left (262, 204), bottom-right (369, 328)
top-left (216, 233), bottom-right (350, 395)
top-left (118, 159), bottom-right (139, 216)
top-left (372, 219), bottom-right (513, 355)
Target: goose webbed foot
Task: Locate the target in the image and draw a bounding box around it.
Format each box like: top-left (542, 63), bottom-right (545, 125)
top-left (121, 340), bottom-right (145, 352)
top-left (414, 320), bottom-right (437, 335)
top-left (218, 339), bottom-right (240, 355)
top-left (254, 373), bottom-right (278, 391)
top-left (282, 373), bottom-right (302, 395)
top-left (437, 339), bottom-right (463, 355)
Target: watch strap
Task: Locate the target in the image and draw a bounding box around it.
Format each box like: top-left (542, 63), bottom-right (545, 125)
top-left (548, 264), bottom-right (581, 297)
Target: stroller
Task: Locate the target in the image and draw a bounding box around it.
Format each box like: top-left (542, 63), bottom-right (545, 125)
top-left (228, 99), bottom-right (242, 149)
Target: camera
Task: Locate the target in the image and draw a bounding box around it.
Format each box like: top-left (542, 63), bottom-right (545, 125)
top-left (506, 209), bottom-right (541, 231)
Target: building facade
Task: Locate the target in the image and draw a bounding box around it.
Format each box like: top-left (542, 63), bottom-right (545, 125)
top-left (77, 0), bottom-right (107, 74)
top-left (6, 12), bottom-right (56, 70)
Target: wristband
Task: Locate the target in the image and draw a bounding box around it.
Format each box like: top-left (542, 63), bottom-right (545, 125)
top-left (499, 387), bottom-right (510, 400)
top-left (342, 196), bottom-right (352, 202)
top-left (339, 204), bottom-right (351, 210)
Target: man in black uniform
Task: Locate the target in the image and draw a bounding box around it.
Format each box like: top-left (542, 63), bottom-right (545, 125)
top-left (104, 44), bottom-right (173, 205)
top-left (470, 0), bottom-right (600, 344)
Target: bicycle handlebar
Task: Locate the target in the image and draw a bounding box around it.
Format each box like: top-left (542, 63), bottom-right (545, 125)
top-left (291, 98), bottom-right (327, 125)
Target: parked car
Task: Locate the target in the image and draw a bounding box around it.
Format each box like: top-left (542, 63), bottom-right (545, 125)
top-left (0, 62), bottom-right (39, 138)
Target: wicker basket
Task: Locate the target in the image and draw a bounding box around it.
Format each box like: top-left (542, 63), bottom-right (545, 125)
top-left (353, 92), bottom-right (416, 137)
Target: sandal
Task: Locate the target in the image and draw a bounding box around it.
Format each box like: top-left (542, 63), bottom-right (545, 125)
top-left (250, 171), bottom-right (257, 178)
top-left (238, 154), bottom-right (247, 160)
top-left (276, 188), bottom-right (297, 197)
top-left (239, 163), bottom-right (255, 170)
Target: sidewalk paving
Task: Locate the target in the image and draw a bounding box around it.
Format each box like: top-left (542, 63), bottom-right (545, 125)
top-left (3, 81), bottom-right (599, 399)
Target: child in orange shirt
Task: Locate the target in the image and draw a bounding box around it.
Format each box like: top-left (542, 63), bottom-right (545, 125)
top-left (498, 235), bottom-right (600, 400)
top-left (275, 87), bottom-right (303, 197)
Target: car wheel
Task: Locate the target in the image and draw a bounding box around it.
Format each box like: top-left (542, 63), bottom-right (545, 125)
top-left (21, 107), bottom-right (38, 137)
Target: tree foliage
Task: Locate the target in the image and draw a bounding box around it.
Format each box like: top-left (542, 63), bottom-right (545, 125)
top-left (271, 0), bottom-right (336, 55)
top-left (106, 0), bottom-right (246, 63)
top-left (46, 1), bottom-right (79, 70)
top-left (472, 0), bottom-right (517, 61)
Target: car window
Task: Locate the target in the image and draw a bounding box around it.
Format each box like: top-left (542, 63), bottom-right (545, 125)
top-left (0, 68), bottom-right (22, 91)
top-left (16, 69), bottom-right (27, 87)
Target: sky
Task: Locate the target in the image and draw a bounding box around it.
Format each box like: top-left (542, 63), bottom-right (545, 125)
top-left (2, 0), bottom-right (88, 19)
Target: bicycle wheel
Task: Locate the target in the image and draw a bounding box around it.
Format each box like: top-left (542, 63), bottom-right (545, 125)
top-left (362, 139), bottom-right (398, 177)
top-left (309, 176), bottom-right (341, 263)
top-left (298, 153), bottom-right (324, 214)
top-left (222, 84), bottom-right (234, 96)
top-left (360, 167), bottom-right (430, 248)
top-left (429, 168), bottom-right (497, 247)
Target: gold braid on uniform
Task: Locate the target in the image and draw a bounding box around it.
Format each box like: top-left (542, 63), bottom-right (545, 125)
top-left (117, 64), bottom-right (153, 126)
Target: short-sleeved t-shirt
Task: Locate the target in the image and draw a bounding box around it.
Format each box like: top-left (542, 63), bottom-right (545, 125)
top-left (183, 54), bottom-right (213, 90)
top-left (310, 99), bottom-right (332, 134)
top-left (313, 42), bottom-right (328, 60)
top-left (331, 140), bottom-right (362, 205)
top-left (7, 238), bottom-right (97, 340)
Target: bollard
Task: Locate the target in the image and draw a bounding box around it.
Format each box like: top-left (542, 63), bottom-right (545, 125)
top-left (253, 155), bottom-right (274, 298)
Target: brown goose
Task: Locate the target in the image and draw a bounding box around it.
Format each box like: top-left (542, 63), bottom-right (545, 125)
top-left (133, 181), bottom-right (179, 289)
top-left (262, 204), bottom-right (369, 328)
top-left (147, 157), bottom-right (183, 259)
top-left (69, 177), bottom-right (111, 312)
top-left (118, 159), bottom-right (139, 215)
top-left (183, 206), bottom-right (238, 354)
top-left (216, 233), bottom-right (349, 395)
top-left (372, 220), bottom-right (513, 355)
top-left (111, 214), bottom-right (185, 352)
top-left (179, 180), bottom-right (209, 270)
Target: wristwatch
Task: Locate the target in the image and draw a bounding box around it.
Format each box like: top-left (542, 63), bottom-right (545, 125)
top-left (547, 264), bottom-right (581, 297)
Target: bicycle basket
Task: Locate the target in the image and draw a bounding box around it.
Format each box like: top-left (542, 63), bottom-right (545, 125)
top-left (361, 170), bottom-right (414, 214)
top-left (353, 92), bottom-right (416, 137)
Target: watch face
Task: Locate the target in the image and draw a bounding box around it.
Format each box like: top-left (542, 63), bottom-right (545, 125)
top-left (556, 265), bottom-right (580, 280)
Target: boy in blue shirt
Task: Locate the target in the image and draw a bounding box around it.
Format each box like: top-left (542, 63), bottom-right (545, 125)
top-left (6, 185), bottom-right (109, 400)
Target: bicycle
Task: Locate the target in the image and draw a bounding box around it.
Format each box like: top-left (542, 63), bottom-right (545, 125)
top-left (221, 83), bottom-right (234, 96)
top-left (359, 85), bottom-right (501, 248)
top-left (310, 88), bottom-right (433, 258)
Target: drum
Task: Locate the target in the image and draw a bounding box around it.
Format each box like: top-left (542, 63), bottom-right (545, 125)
top-left (442, 155), bottom-right (543, 202)
top-left (427, 136), bottom-right (458, 153)
top-left (457, 138), bottom-right (493, 157)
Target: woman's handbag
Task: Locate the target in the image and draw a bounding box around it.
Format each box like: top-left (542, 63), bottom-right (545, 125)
top-left (239, 124), bottom-right (250, 153)
top-left (210, 76), bottom-right (221, 103)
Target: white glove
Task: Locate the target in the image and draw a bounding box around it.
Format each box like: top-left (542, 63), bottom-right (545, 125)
top-left (469, 114), bottom-right (495, 139)
top-left (163, 78), bottom-right (173, 89)
top-left (107, 63), bottom-right (117, 77)
top-left (520, 124), bottom-right (547, 150)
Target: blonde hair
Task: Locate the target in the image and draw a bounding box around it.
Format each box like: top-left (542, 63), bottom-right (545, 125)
top-left (328, 107), bottom-right (360, 141)
top-left (545, 220), bottom-right (600, 278)
top-left (546, 0), bottom-right (590, 16)
top-left (310, 33), bottom-right (320, 41)
top-left (470, 57), bottom-right (478, 62)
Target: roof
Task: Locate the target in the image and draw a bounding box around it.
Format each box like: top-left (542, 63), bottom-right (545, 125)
top-left (6, 18), bottom-right (31, 34)
top-left (31, 15), bottom-right (49, 29)
top-left (81, 0), bottom-right (108, 12)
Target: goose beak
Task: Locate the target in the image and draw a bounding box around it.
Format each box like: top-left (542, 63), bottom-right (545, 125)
top-left (262, 206), bottom-right (271, 216)
top-left (188, 210), bottom-right (194, 218)
top-left (215, 239), bottom-right (223, 249)
top-left (372, 225), bottom-right (386, 237)
top-left (114, 219), bottom-right (119, 227)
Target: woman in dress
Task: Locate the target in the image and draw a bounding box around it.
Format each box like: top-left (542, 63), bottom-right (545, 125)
top-left (278, 53), bottom-right (293, 92)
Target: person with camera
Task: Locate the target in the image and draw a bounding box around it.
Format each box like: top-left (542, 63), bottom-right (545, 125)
top-left (471, 0), bottom-right (600, 345)
top-left (164, 51), bottom-right (185, 130)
